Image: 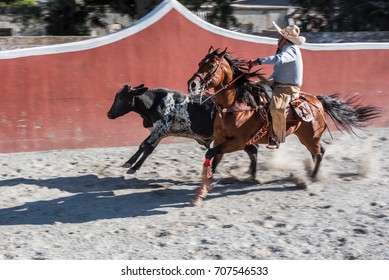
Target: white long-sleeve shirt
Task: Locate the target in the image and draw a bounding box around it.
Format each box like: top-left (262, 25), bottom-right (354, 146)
top-left (259, 44), bottom-right (303, 86)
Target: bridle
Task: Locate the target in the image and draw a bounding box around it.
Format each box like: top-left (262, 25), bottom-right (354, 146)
top-left (192, 52), bottom-right (249, 104)
top-left (192, 53), bottom-right (226, 92)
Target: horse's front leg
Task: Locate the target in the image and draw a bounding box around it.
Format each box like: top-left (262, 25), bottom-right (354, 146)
top-left (210, 144), bottom-right (258, 179)
top-left (191, 145), bottom-right (222, 206)
top-left (211, 153), bottom-right (224, 174)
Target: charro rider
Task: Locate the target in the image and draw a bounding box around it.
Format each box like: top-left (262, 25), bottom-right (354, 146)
top-left (249, 21), bottom-right (306, 149)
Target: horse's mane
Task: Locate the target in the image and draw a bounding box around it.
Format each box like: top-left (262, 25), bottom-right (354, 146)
top-left (211, 49), bottom-right (266, 107)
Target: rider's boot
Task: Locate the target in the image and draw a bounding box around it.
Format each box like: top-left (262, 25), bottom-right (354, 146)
top-left (266, 136), bottom-right (280, 149)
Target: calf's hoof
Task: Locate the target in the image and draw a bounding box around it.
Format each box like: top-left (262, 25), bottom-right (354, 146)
top-left (126, 168), bottom-right (136, 174)
top-left (122, 162), bottom-right (132, 168)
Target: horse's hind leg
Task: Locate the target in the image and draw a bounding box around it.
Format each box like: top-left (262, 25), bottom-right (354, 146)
top-left (311, 145), bottom-right (325, 179)
top-left (243, 144), bottom-right (258, 180)
top-left (300, 140), bottom-right (325, 179)
top-left (295, 128), bottom-right (325, 180)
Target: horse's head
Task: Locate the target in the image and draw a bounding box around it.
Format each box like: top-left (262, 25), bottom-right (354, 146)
top-left (107, 84), bottom-right (148, 119)
top-left (187, 46), bottom-right (230, 95)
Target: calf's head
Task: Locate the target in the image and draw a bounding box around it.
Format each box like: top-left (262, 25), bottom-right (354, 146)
top-left (107, 84), bottom-right (148, 119)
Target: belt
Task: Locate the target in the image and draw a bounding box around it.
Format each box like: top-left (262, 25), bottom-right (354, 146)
top-left (274, 83), bottom-right (300, 87)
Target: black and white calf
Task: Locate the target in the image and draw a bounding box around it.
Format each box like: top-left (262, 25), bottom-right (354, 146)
top-left (107, 84), bottom-right (258, 176)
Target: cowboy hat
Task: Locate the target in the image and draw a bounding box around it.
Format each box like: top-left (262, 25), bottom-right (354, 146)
top-left (272, 21), bottom-right (306, 45)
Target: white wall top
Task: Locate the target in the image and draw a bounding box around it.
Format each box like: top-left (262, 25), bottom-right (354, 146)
top-left (1, 0), bottom-right (388, 59)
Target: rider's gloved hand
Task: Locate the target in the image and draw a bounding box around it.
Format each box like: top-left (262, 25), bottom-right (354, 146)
top-left (248, 59), bottom-right (261, 69)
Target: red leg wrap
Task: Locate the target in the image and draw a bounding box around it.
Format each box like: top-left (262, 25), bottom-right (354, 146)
top-left (204, 158), bottom-right (211, 167)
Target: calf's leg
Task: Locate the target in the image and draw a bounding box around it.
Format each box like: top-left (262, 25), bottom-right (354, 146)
top-left (126, 141), bottom-right (160, 174)
top-left (122, 134), bottom-right (155, 169)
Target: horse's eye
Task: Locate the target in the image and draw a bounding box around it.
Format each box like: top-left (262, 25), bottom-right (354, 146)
top-left (209, 63), bottom-right (215, 69)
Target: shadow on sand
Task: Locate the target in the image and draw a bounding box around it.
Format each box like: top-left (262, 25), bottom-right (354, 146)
top-left (0, 175), bottom-right (303, 225)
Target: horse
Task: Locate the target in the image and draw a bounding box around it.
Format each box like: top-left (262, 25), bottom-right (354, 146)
top-left (107, 84), bottom-right (259, 175)
top-left (187, 46), bottom-right (381, 205)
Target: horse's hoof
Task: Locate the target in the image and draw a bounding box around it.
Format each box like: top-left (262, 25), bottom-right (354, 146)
top-left (190, 196), bottom-right (204, 207)
top-left (122, 162), bottom-right (132, 168)
top-left (126, 168), bottom-right (136, 174)
top-left (290, 173), bottom-right (309, 188)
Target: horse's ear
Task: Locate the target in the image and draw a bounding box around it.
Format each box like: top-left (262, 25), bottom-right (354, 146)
top-left (208, 46), bottom-right (214, 53)
top-left (219, 47), bottom-right (227, 58)
top-left (124, 84), bottom-right (131, 92)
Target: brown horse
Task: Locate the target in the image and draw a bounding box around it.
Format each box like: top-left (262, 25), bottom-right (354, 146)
top-left (187, 46), bottom-right (381, 205)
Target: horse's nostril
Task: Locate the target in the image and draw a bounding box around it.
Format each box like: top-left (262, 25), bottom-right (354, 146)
top-left (107, 112), bottom-right (112, 119)
top-left (190, 82), bottom-right (197, 89)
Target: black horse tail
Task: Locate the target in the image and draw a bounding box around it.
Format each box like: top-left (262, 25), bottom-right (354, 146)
top-left (317, 94), bottom-right (381, 135)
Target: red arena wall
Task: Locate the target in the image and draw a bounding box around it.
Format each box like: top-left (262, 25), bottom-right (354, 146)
top-left (1, 0), bottom-right (388, 153)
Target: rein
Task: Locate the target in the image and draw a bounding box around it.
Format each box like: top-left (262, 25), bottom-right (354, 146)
top-left (199, 71), bottom-right (248, 105)
top-left (193, 53), bottom-right (226, 97)
top-left (193, 54), bottom-right (257, 117)
top-left (197, 60), bottom-right (249, 106)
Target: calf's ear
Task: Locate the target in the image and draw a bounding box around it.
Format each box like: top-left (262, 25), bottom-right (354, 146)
top-left (136, 87), bottom-right (148, 95)
top-left (134, 84), bottom-right (145, 89)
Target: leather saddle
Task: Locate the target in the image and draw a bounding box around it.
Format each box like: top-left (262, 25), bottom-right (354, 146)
top-left (256, 83), bottom-right (313, 122)
top-left (289, 96), bottom-right (314, 122)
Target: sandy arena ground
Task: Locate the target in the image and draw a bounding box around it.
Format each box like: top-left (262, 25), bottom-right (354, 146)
top-left (0, 127), bottom-right (388, 260)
